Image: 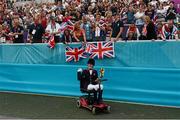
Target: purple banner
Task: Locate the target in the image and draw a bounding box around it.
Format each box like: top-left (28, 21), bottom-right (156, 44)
top-left (173, 0), bottom-right (180, 13)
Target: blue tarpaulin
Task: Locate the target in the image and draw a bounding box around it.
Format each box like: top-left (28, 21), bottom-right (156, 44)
top-left (0, 41), bottom-right (180, 107)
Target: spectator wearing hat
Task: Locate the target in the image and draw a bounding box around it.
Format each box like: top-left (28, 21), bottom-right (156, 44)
top-left (46, 16), bottom-right (61, 43)
top-left (81, 58), bottom-right (103, 104)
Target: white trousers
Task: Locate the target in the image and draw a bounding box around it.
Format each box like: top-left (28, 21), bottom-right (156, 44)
top-left (87, 84), bottom-right (103, 91)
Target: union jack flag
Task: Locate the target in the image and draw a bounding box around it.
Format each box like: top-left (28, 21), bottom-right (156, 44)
top-left (65, 46), bottom-right (87, 62)
top-left (89, 42), bottom-right (115, 59)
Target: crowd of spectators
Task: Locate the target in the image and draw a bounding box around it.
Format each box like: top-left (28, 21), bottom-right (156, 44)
top-left (0, 0), bottom-right (179, 44)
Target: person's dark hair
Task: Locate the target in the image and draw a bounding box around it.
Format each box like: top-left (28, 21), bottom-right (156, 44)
top-left (87, 58), bottom-right (95, 66)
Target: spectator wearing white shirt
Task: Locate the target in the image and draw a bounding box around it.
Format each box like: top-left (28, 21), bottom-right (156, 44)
top-left (134, 7), bottom-right (145, 26)
top-left (156, 4), bottom-right (167, 22)
top-left (46, 16), bottom-right (61, 43)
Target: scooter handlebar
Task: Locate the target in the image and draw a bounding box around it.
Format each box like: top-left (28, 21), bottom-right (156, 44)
top-left (99, 79), bottom-right (108, 82)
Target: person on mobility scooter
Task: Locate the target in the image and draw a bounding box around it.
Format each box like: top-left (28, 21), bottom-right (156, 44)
top-left (77, 58), bottom-right (110, 114)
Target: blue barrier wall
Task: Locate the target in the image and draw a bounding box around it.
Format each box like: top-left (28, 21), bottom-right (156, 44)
top-left (0, 64), bottom-right (180, 107)
top-left (0, 41), bottom-right (180, 107)
top-left (1, 41), bottom-right (180, 68)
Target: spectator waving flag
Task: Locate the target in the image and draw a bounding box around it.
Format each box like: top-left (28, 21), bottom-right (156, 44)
top-left (60, 22), bottom-right (74, 32)
top-left (89, 42), bottom-right (115, 59)
top-left (65, 46), bottom-right (87, 62)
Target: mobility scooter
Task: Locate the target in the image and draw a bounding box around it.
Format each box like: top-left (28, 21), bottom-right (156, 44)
top-left (76, 68), bottom-right (111, 114)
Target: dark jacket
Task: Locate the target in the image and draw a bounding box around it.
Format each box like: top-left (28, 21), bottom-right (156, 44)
top-left (29, 23), bottom-right (45, 43)
top-left (80, 69), bottom-right (98, 90)
top-left (146, 22), bottom-right (157, 40)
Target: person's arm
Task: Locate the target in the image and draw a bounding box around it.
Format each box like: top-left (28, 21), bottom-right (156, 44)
top-left (73, 32), bottom-right (80, 42)
top-left (136, 28), bottom-right (140, 40)
top-left (115, 26), bottom-right (123, 41)
top-left (109, 26), bottom-right (113, 41)
top-left (29, 25), bottom-right (33, 35)
top-left (82, 29), bottom-right (86, 43)
top-left (160, 25), bottom-right (166, 40)
top-left (12, 26), bottom-right (23, 36)
top-left (41, 25), bottom-right (45, 35)
top-left (94, 70), bottom-right (100, 83)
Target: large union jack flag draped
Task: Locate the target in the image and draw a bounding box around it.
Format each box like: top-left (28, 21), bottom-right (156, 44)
top-left (65, 41), bottom-right (115, 62)
top-left (65, 46), bottom-right (87, 62)
top-left (88, 42), bottom-right (115, 59)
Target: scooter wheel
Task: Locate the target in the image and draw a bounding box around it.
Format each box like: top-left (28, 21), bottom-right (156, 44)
top-left (76, 100), bottom-right (81, 108)
top-left (105, 106), bottom-right (111, 113)
top-left (92, 107), bottom-right (96, 115)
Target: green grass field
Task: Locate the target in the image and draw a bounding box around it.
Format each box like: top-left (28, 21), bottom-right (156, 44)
top-left (0, 92), bottom-right (180, 119)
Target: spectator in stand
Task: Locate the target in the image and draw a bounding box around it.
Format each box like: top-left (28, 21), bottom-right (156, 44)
top-left (9, 17), bottom-right (24, 43)
top-left (0, 24), bottom-right (6, 43)
top-left (86, 10), bottom-right (95, 22)
top-left (134, 6), bottom-right (145, 26)
top-left (156, 3), bottom-right (167, 22)
top-left (92, 15), bottom-right (106, 41)
top-left (81, 16), bottom-right (92, 42)
top-left (46, 16), bottom-right (61, 43)
top-left (0, 24), bottom-right (11, 43)
top-left (110, 13), bottom-right (124, 42)
top-left (29, 16), bottom-right (45, 43)
top-left (62, 29), bottom-right (73, 44)
top-left (57, 1), bottom-right (65, 11)
top-left (73, 21), bottom-right (86, 43)
top-left (0, 0), bottom-right (179, 44)
top-left (166, 1), bottom-right (177, 21)
top-left (161, 20), bottom-right (178, 40)
top-left (140, 16), bottom-right (157, 40)
top-left (126, 5), bottom-right (135, 24)
top-left (156, 22), bottom-right (164, 39)
top-left (126, 23), bottom-right (141, 40)
top-left (145, 4), bottom-right (155, 20)
top-left (41, 11), bottom-right (48, 29)
top-left (56, 10), bottom-right (63, 24)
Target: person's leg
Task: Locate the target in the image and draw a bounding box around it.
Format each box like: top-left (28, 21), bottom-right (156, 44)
top-left (93, 91), bottom-right (98, 104)
top-left (94, 84), bottom-right (103, 104)
top-left (87, 84), bottom-right (98, 104)
top-left (98, 90), bottom-right (103, 103)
